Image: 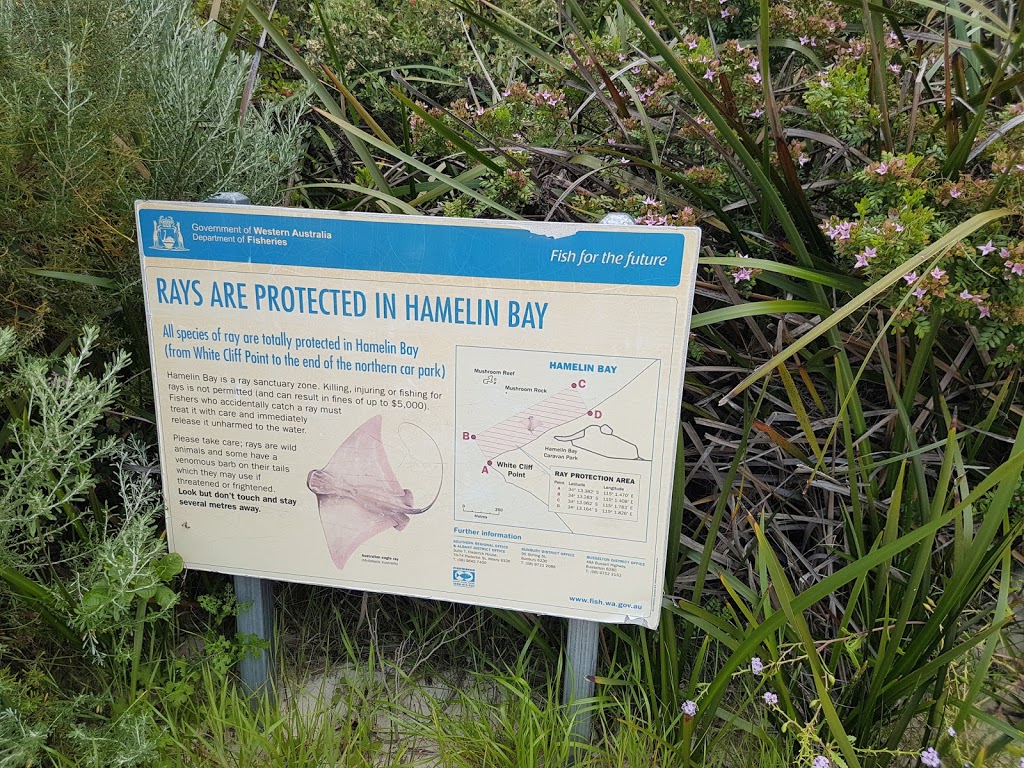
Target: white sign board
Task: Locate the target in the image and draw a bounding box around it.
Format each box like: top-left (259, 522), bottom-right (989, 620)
top-left (136, 202), bottom-right (699, 628)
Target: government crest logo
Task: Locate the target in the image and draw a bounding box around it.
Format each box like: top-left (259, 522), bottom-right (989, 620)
top-left (150, 215), bottom-right (188, 252)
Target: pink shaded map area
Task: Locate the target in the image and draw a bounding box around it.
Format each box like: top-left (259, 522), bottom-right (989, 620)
top-left (307, 415), bottom-right (435, 570)
top-left (474, 388), bottom-right (588, 460)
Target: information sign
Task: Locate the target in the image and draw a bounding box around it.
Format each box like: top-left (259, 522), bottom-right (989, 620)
top-left (136, 202), bottom-right (699, 628)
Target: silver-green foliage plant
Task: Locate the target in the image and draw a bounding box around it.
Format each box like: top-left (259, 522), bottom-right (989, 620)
top-left (144, 4), bottom-right (306, 205)
top-left (0, 0), bottom-right (304, 214)
top-left (0, 326), bottom-right (182, 764)
top-left (0, 0), bottom-right (305, 345)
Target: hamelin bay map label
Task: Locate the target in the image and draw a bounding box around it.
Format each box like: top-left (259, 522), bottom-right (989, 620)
top-left (136, 201), bottom-right (700, 628)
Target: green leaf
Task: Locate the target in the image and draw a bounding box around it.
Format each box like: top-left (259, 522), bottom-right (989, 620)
top-left (691, 300), bottom-right (828, 329)
top-left (24, 269), bottom-right (117, 288)
top-left (154, 585), bottom-right (178, 609)
top-left (701, 257), bottom-right (863, 291)
top-left (82, 587), bottom-right (110, 610)
top-left (155, 553), bottom-right (184, 581)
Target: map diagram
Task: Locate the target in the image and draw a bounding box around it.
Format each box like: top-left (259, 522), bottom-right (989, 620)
top-left (454, 346), bottom-right (660, 541)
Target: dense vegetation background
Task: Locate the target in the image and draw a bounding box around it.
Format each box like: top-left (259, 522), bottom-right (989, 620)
top-left (2, 0), bottom-right (1024, 765)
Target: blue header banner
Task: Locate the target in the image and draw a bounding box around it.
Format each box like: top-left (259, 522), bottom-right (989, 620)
top-left (136, 202), bottom-right (687, 287)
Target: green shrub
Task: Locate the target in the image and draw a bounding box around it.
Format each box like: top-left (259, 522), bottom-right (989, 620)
top-left (0, 326), bottom-right (182, 764)
top-left (308, 0), bottom-right (557, 124)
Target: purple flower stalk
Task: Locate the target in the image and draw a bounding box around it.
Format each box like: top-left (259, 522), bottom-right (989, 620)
top-left (750, 657), bottom-right (764, 675)
top-left (920, 747), bottom-right (941, 767)
top-left (763, 691), bottom-right (778, 705)
top-left (681, 700), bottom-right (698, 717)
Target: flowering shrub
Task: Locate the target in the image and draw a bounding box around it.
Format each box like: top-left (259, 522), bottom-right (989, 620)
top-left (818, 151), bottom-right (1024, 362)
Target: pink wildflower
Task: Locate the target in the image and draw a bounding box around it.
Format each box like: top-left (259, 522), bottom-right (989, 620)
top-left (855, 252), bottom-right (870, 269)
top-left (734, 267), bottom-right (753, 283)
top-left (979, 240), bottom-right (996, 256)
top-left (949, 187), bottom-right (962, 199)
top-left (959, 290), bottom-right (974, 300)
top-left (931, 267), bottom-right (946, 280)
top-left (913, 286), bottom-right (927, 300)
top-left (903, 271), bottom-right (918, 284)
top-left (875, 162), bottom-right (888, 175)
top-left (978, 305), bottom-right (991, 319)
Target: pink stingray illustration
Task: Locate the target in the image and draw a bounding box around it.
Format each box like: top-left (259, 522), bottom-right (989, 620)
top-left (307, 415), bottom-right (439, 570)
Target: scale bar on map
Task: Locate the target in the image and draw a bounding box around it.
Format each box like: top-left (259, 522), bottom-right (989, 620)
top-left (475, 388), bottom-right (588, 459)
